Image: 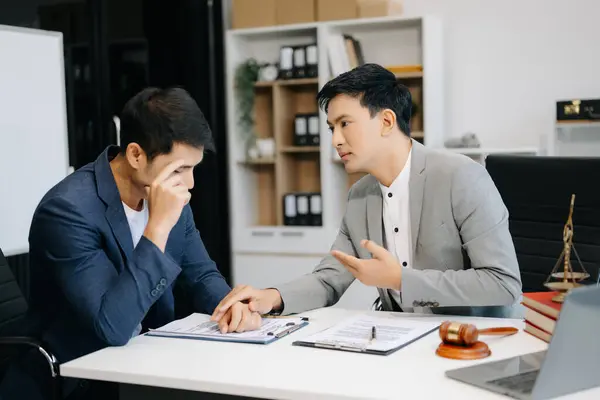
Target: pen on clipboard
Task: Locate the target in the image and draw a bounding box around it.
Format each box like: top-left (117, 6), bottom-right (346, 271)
top-left (370, 326), bottom-right (377, 344)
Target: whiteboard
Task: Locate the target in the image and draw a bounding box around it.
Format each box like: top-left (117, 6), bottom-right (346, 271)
top-left (0, 25), bottom-right (69, 257)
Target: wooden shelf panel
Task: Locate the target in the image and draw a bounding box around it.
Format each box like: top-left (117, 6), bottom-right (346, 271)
top-left (254, 165), bottom-right (277, 226)
top-left (255, 77), bottom-right (318, 88)
top-left (239, 158), bottom-right (276, 165)
top-left (395, 71), bottom-right (423, 79)
top-left (279, 153), bottom-right (321, 192)
top-left (254, 87), bottom-right (274, 139)
top-left (280, 146), bottom-right (320, 153)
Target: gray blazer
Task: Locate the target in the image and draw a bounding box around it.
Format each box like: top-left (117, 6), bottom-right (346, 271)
top-left (275, 140), bottom-right (523, 318)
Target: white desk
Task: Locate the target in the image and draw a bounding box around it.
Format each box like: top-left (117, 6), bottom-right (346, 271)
top-left (60, 308), bottom-right (599, 399)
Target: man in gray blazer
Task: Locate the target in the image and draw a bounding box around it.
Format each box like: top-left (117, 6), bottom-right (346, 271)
top-left (212, 63), bottom-right (522, 329)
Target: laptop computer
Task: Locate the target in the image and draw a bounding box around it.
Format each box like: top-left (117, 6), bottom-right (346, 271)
top-left (445, 284), bottom-right (600, 399)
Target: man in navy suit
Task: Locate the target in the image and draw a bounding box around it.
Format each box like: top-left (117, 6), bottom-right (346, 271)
top-left (3, 87), bottom-right (258, 400)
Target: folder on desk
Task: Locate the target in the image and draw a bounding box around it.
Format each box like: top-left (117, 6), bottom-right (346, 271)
top-left (146, 313), bottom-right (308, 345)
top-left (293, 314), bottom-right (439, 356)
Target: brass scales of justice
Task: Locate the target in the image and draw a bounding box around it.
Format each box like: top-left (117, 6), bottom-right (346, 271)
top-left (543, 194), bottom-right (590, 303)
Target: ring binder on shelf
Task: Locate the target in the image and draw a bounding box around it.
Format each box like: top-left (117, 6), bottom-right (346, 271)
top-left (294, 114), bottom-right (309, 146)
top-left (296, 194), bottom-right (309, 226)
top-left (307, 114), bottom-right (320, 145)
top-left (283, 194), bottom-right (297, 226)
top-left (278, 46), bottom-right (294, 79)
top-left (305, 43), bottom-right (318, 78)
top-left (293, 45), bottom-right (306, 79)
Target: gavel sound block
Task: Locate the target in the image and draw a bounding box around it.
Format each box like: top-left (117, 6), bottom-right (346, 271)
top-left (436, 321), bottom-right (519, 360)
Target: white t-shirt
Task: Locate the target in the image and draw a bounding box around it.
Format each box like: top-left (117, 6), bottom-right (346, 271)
top-left (122, 199), bottom-right (149, 248)
top-left (122, 199), bottom-right (149, 337)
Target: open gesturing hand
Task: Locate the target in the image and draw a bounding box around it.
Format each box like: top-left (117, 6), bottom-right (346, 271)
top-left (331, 239), bottom-right (402, 290)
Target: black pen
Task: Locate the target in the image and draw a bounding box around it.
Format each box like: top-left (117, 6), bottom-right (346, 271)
top-left (370, 326), bottom-right (377, 343)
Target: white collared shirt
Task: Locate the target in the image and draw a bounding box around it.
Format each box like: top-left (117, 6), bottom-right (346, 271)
top-left (379, 149), bottom-right (412, 305)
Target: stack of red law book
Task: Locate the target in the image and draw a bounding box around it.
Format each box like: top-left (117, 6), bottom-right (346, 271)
top-left (522, 292), bottom-right (563, 343)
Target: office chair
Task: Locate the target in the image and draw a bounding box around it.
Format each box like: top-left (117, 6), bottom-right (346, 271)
top-left (486, 155), bottom-right (600, 292)
top-left (0, 248), bottom-right (61, 400)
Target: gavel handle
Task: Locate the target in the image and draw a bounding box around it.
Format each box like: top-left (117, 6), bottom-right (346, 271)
top-left (478, 327), bottom-right (519, 336)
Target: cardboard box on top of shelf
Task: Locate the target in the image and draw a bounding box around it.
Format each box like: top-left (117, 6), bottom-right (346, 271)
top-left (277, 0), bottom-right (316, 25)
top-left (232, 0), bottom-right (277, 29)
top-left (357, 0), bottom-right (403, 18)
top-left (317, 0), bottom-right (358, 21)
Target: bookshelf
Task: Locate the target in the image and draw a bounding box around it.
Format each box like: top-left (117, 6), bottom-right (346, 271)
top-left (225, 15), bottom-right (443, 258)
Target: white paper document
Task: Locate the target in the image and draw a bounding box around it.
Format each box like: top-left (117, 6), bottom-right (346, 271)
top-left (294, 315), bottom-right (440, 354)
top-left (146, 313), bottom-right (308, 344)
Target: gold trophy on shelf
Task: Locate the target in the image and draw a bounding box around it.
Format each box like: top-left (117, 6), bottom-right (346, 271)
top-left (544, 194), bottom-right (590, 303)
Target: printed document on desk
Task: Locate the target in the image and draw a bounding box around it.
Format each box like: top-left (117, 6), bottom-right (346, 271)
top-left (293, 314), bottom-right (440, 355)
top-left (146, 313), bottom-right (308, 344)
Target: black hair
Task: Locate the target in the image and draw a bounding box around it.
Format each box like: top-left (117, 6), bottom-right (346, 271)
top-left (316, 63), bottom-right (412, 136)
top-left (119, 87), bottom-right (215, 160)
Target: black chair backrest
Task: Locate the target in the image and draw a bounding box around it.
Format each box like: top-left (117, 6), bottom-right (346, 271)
top-left (0, 248), bottom-right (29, 335)
top-left (486, 155), bottom-right (600, 292)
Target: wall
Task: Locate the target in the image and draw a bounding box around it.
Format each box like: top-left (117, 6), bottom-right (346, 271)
top-left (224, 0), bottom-right (600, 149)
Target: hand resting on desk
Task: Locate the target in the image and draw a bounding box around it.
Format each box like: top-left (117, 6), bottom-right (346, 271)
top-left (216, 302), bottom-right (263, 333)
top-left (211, 287), bottom-right (283, 324)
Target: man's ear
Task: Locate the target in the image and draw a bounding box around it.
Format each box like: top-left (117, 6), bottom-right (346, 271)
top-left (380, 109), bottom-right (396, 137)
top-left (125, 143), bottom-right (146, 170)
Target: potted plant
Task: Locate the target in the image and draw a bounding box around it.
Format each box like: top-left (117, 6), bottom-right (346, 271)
top-left (234, 58), bottom-right (261, 159)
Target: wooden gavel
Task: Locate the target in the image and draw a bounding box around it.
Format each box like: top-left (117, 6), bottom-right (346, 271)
top-left (439, 321), bottom-right (519, 346)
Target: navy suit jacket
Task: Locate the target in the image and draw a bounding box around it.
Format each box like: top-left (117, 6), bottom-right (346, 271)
top-left (28, 146), bottom-right (231, 364)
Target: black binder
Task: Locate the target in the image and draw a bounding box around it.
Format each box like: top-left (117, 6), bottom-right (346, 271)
top-left (278, 46), bottom-right (294, 79)
top-left (293, 45), bottom-right (306, 79)
top-left (305, 43), bottom-right (318, 78)
top-left (295, 194), bottom-right (309, 226)
top-left (308, 193), bottom-right (322, 226)
top-left (283, 193), bottom-right (297, 226)
top-left (293, 114), bottom-right (309, 146)
top-left (307, 113), bottom-right (320, 146)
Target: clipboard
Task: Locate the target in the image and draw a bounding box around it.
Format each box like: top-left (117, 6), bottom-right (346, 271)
top-left (145, 313), bottom-right (309, 345)
top-left (292, 325), bottom-right (437, 355)
top-left (291, 315), bottom-right (440, 356)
